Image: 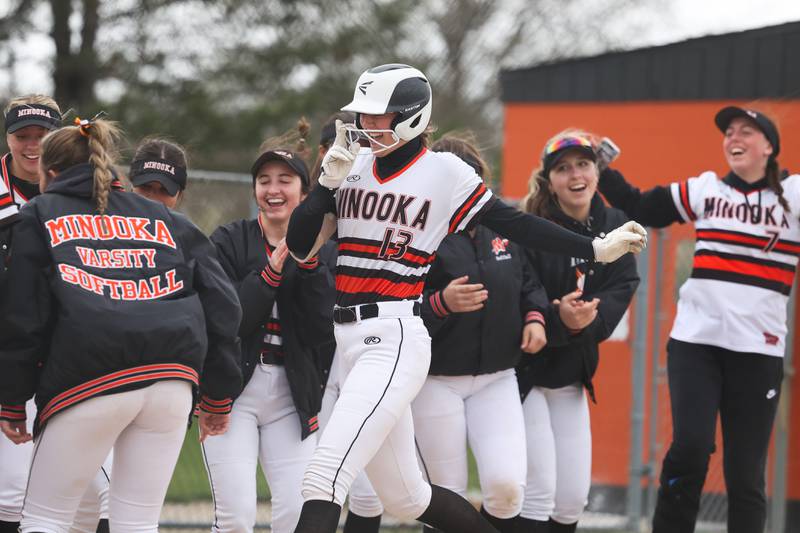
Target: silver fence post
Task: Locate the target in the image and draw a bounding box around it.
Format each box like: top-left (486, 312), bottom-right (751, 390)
top-left (627, 238), bottom-right (651, 532)
top-left (768, 281), bottom-right (795, 533)
top-left (645, 229), bottom-right (667, 522)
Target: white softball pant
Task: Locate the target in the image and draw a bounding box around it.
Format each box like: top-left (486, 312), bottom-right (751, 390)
top-left (20, 380), bottom-right (192, 533)
top-left (318, 353), bottom-right (384, 518)
top-left (0, 401), bottom-right (113, 532)
top-left (202, 364), bottom-right (316, 533)
top-left (302, 311), bottom-right (432, 521)
top-left (412, 369), bottom-right (527, 519)
top-left (520, 384), bottom-right (591, 524)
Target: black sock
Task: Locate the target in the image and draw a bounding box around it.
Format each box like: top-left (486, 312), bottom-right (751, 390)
top-left (416, 485), bottom-right (499, 533)
top-left (293, 500), bottom-right (342, 533)
top-left (343, 511), bottom-right (381, 533)
top-left (514, 516), bottom-right (549, 533)
top-left (95, 519), bottom-right (109, 533)
top-left (0, 521), bottom-right (19, 533)
top-left (547, 518), bottom-right (577, 533)
top-left (480, 507), bottom-right (517, 533)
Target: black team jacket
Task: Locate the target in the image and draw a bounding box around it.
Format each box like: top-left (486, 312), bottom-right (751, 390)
top-left (0, 163), bottom-right (243, 431)
top-left (211, 219), bottom-right (336, 440)
top-left (421, 225), bottom-right (548, 376)
top-left (516, 194), bottom-right (639, 402)
top-left (0, 153), bottom-right (42, 294)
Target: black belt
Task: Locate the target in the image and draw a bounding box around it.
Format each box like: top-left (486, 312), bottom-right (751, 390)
top-left (333, 302), bottom-right (421, 324)
top-left (259, 351), bottom-right (284, 365)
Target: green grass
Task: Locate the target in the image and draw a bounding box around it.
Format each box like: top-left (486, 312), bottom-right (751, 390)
top-left (166, 424), bottom-right (480, 502)
top-left (166, 424), bottom-right (270, 502)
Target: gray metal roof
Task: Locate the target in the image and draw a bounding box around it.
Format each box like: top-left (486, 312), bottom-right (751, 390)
top-left (500, 21), bottom-right (800, 102)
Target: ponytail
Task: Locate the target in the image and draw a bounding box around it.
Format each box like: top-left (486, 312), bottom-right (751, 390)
top-left (40, 115), bottom-right (122, 214)
top-left (766, 157), bottom-right (790, 213)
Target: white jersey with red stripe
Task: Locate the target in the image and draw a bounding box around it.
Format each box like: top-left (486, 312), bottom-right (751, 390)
top-left (668, 171), bottom-right (800, 357)
top-left (334, 148), bottom-right (493, 307)
top-left (0, 153), bottom-right (32, 223)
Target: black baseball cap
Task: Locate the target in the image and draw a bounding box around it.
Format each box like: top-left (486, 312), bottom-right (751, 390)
top-left (541, 135), bottom-right (597, 177)
top-left (4, 104), bottom-right (62, 133)
top-left (129, 158), bottom-right (187, 196)
top-left (250, 149), bottom-right (310, 188)
top-left (714, 106), bottom-right (780, 157)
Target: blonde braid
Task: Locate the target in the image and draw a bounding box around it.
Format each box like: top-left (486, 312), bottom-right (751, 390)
top-left (79, 118), bottom-right (121, 214)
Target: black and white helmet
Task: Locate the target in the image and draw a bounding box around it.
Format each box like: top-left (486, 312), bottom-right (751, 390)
top-left (341, 64), bottom-right (432, 153)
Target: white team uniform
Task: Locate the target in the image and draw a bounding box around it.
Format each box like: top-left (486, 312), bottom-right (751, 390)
top-left (0, 154), bottom-right (111, 531)
top-left (668, 171), bottom-right (800, 356)
top-left (202, 301), bottom-right (316, 533)
top-left (300, 149), bottom-right (493, 520)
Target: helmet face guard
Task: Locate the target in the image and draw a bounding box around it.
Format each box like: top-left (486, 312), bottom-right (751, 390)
top-left (343, 124), bottom-right (400, 155)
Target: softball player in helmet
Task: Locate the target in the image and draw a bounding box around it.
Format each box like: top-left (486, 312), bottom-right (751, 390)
top-left (286, 63), bottom-right (646, 533)
top-left (0, 115), bottom-right (242, 533)
top-left (202, 123), bottom-right (336, 533)
top-left (0, 96), bottom-right (113, 533)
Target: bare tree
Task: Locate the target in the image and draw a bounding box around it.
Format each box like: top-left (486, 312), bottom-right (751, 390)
top-left (50, 0), bottom-right (101, 110)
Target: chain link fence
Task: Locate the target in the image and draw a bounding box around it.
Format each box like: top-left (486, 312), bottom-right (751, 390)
top-left (625, 229), bottom-right (793, 533)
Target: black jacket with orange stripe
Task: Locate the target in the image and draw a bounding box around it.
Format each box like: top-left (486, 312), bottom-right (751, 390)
top-left (0, 163), bottom-right (243, 430)
top-left (515, 194), bottom-right (639, 402)
top-left (421, 225), bottom-right (548, 376)
top-left (210, 219), bottom-right (336, 440)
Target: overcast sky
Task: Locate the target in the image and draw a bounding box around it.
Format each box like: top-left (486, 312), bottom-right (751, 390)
top-left (2, 0), bottom-right (800, 96)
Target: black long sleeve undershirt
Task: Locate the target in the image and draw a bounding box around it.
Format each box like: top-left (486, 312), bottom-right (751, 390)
top-left (598, 168), bottom-right (682, 228)
top-left (287, 185), bottom-right (336, 259)
top-left (477, 199), bottom-right (596, 260)
top-left (287, 188), bottom-right (598, 262)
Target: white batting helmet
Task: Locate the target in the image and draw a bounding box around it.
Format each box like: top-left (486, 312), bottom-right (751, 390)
top-left (341, 64), bottom-right (432, 152)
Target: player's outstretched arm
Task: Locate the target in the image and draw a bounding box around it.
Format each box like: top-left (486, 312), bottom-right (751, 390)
top-left (599, 167), bottom-right (681, 228)
top-left (479, 199), bottom-right (646, 263)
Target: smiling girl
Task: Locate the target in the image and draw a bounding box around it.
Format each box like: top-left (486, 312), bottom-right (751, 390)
top-left (598, 106), bottom-right (794, 533)
top-left (202, 121), bottom-right (336, 533)
top-left (516, 130), bottom-right (640, 533)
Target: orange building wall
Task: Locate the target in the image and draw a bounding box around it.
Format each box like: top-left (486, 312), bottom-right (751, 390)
top-left (501, 100), bottom-right (800, 497)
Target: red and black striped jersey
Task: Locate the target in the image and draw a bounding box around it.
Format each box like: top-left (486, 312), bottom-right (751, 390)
top-left (668, 171), bottom-right (800, 357)
top-left (334, 149), bottom-right (493, 307)
top-left (0, 153), bottom-right (39, 226)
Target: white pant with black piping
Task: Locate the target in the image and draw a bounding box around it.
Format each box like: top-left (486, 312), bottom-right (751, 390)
top-left (301, 311), bottom-right (433, 521)
top-left (202, 364), bottom-right (316, 533)
top-left (412, 369), bottom-right (527, 519)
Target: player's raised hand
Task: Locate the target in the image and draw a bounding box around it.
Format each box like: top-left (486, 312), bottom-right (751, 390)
top-left (198, 411), bottom-right (231, 442)
top-left (441, 275), bottom-right (488, 313)
top-left (318, 119), bottom-right (360, 190)
top-left (269, 239), bottom-right (290, 274)
top-left (592, 220), bottom-right (647, 262)
top-left (0, 419), bottom-right (32, 444)
top-left (555, 290), bottom-right (599, 331)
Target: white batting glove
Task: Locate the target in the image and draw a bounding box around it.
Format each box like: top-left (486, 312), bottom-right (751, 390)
top-left (592, 220), bottom-right (647, 262)
top-left (318, 119), bottom-right (360, 190)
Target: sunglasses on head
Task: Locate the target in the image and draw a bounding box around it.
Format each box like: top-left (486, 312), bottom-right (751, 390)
top-left (544, 136), bottom-right (593, 157)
